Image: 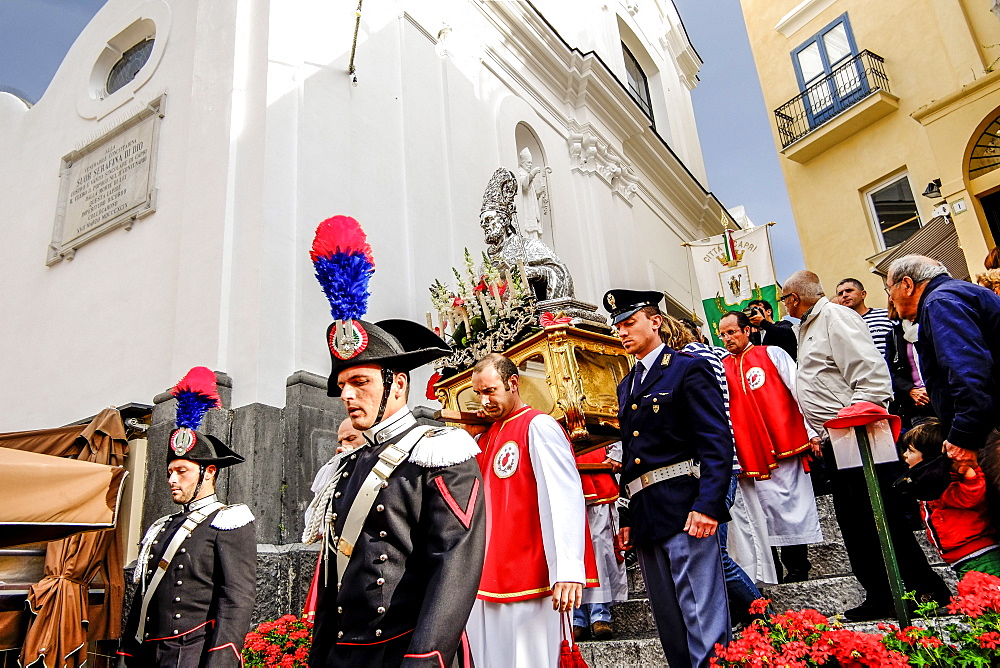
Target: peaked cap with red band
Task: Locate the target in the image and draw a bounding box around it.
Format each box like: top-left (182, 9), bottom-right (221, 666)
top-left (167, 366), bottom-right (244, 468)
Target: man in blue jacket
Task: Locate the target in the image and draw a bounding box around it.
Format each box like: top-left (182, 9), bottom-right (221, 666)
top-left (887, 254), bottom-right (1000, 493)
top-left (605, 289), bottom-right (733, 668)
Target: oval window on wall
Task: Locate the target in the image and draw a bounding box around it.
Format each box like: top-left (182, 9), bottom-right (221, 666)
top-left (106, 38), bottom-right (155, 95)
top-left (79, 8), bottom-right (170, 120)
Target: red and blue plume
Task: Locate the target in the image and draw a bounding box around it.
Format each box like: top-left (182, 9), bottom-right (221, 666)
top-left (311, 216), bottom-right (375, 321)
top-left (171, 367), bottom-right (221, 430)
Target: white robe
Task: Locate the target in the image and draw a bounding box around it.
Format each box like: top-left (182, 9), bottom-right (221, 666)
top-left (466, 412), bottom-right (588, 668)
top-left (754, 347), bottom-right (824, 546)
top-left (728, 477), bottom-right (779, 586)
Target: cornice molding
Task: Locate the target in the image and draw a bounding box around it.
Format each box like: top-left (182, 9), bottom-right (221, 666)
top-left (911, 68), bottom-right (1000, 125)
top-left (567, 125), bottom-right (640, 202)
top-left (473, 1), bottom-right (724, 239)
top-left (659, 13), bottom-right (702, 90)
top-left (773, 0), bottom-right (837, 38)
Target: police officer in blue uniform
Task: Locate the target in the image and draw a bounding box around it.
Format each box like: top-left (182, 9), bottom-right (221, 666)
top-left (605, 289), bottom-right (733, 668)
top-left (307, 319), bottom-right (486, 667)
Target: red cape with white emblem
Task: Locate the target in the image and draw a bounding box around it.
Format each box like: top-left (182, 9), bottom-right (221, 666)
top-left (474, 406), bottom-right (598, 602)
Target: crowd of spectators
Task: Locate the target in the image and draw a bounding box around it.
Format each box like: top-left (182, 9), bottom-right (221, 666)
top-left (700, 251), bottom-right (1000, 622)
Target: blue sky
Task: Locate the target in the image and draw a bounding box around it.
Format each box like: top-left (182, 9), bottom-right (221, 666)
top-left (0, 0), bottom-right (804, 280)
top-left (0, 0), bottom-right (108, 101)
top-left (674, 0), bottom-right (805, 281)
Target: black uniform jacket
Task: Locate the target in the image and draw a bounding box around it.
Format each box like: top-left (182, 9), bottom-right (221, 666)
top-left (309, 419), bottom-right (486, 668)
top-left (119, 497), bottom-right (257, 667)
top-left (617, 346), bottom-right (734, 546)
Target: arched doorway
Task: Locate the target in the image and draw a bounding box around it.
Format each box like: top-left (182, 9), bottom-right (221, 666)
top-left (965, 109), bottom-right (1000, 247)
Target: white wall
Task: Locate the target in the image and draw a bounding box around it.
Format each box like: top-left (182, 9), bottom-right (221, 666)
top-left (0, 0), bottom-right (723, 430)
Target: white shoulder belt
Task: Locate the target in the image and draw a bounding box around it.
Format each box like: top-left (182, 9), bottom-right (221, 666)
top-left (331, 426), bottom-right (431, 589)
top-left (135, 501), bottom-right (224, 642)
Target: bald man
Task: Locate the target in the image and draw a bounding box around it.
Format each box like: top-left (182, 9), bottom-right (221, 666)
top-left (303, 419), bottom-right (364, 539)
top-left (336, 418), bottom-right (363, 453)
top-left (780, 271), bottom-right (949, 621)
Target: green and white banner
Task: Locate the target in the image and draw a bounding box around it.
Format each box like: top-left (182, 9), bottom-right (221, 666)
top-left (688, 226), bottom-right (779, 346)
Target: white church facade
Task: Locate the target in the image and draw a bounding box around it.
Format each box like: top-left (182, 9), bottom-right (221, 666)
top-left (0, 0), bottom-right (731, 598)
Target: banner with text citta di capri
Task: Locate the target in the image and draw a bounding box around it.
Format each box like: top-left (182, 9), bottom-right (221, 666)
top-left (687, 225), bottom-right (779, 346)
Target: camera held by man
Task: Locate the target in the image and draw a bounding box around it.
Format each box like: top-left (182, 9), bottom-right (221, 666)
top-left (744, 299), bottom-right (797, 360)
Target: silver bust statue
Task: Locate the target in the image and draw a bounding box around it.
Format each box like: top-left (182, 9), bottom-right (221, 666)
top-left (479, 168), bottom-right (574, 302)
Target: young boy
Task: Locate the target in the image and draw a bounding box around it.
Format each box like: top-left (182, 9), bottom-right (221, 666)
top-left (900, 420), bottom-right (1000, 577)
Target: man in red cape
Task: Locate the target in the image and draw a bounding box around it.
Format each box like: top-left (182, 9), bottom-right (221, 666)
top-left (464, 353), bottom-right (598, 668)
top-left (573, 443), bottom-right (627, 641)
top-left (719, 311), bottom-right (823, 583)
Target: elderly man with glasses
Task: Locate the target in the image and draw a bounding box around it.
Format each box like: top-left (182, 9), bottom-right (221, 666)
top-left (778, 271), bottom-right (950, 621)
top-left (886, 254), bottom-right (1000, 500)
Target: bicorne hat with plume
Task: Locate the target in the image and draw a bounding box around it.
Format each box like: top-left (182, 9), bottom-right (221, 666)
top-left (310, 215), bottom-right (451, 397)
top-left (167, 366), bottom-right (244, 467)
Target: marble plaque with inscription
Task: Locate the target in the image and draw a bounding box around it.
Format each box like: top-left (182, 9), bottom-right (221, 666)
top-left (49, 96), bottom-right (163, 264)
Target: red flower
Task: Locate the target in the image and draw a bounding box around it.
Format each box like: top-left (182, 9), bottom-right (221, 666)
top-left (948, 570), bottom-right (1000, 618)
top-left (748, 598), bottom-right (771, 615)
top-left (244, 614), bottom-right (313, 667)
top-left (893, 626), bottom-right (922, 644)
top-left (770, 607), bottom-right (829, 638)
top-left (979, 631), bottom-right (1000, 649)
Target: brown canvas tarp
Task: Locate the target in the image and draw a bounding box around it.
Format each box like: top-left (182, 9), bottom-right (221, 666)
top-left (0, 449), bottom-right (127, 548)
top-left (0, 408), bottom-right (129, 667)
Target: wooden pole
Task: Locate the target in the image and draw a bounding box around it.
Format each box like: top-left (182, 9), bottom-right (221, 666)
top-left (854, 425), bottom-right (911, 626)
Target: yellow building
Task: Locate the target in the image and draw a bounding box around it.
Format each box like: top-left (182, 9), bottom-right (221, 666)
top-left (740, 0), bottom-right (1000, 294)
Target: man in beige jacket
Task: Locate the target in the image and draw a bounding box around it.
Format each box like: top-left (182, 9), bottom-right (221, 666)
top-left (780, 271), bottom-right (949, 621)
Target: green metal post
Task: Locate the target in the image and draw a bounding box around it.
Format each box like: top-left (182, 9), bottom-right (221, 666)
top-left (854, 425), bottom-right (911, 627)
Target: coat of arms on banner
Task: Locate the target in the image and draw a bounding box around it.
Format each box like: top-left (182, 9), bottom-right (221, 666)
top-left (686, 224), bottom-right (780, 346)
top-left (720, 266), bottom-right (752, 305)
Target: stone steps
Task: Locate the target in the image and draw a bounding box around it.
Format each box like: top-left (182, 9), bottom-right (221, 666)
top-left (580, 494), bottom-right (958, 668)
top-left (578, 614), bottom-right (964, 667)
top-left (611, 563), bottom-right (955, 640)
top-left (577, 634), bottom-right (666, 668)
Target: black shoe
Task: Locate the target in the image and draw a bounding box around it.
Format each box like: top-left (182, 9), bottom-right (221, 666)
top-left (913, 589), bottom-right (952, 607)
top-left (910, 591), bottom-right (952, 616)
top-left (843, 601), bottom-right (894, 622)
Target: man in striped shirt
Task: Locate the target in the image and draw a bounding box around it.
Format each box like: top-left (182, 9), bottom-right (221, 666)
top-left (837, 278), bottom-right (893, 357)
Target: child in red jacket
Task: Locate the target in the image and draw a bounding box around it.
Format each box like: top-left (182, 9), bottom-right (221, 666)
top-left (900, 420), bottom-right (1000, 577)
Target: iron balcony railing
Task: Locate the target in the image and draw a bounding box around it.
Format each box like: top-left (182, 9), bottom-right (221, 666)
top-left (774, 50), bottom-right (890, 148)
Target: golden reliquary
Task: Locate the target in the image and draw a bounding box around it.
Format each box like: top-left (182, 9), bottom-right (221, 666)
top-left (433, 324), bottom-right (632, 455)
